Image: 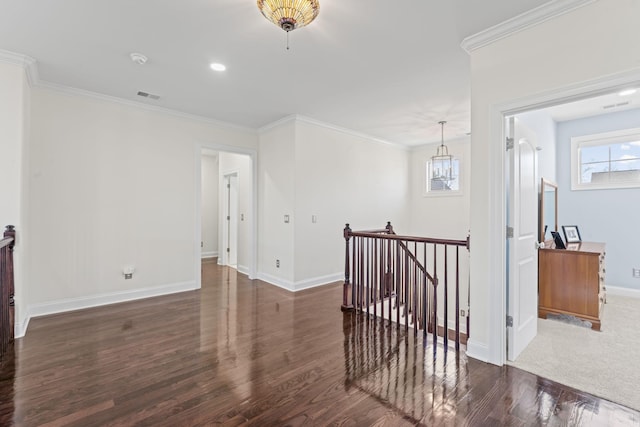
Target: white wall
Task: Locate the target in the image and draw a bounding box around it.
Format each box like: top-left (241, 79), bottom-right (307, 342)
top-left (201, 153), bottom-right (218, 258)
top-left (27, 86), bottom-right (257, 317)
top-left (409, 137), bottom-right (471, 332)
top-left (258, 117), bottom-right (411, 291)
top-left (218, 151), bottom-right (252, 274)
top-left (409, 136), bottom-right (470, 239)
top-left (293, 119), bottom-right (411, 289)
top-left (468, 0), bottom-right (640, 364)
top-left (258, 121), bottom-right (296, 285)
top-left (556, 108), bottom-right (640, 290)
top-left (0, 60), bottom-right (30, 336)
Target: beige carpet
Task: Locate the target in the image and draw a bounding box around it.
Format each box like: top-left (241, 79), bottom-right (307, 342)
top-left (508, 294), bottom-right (640, 411)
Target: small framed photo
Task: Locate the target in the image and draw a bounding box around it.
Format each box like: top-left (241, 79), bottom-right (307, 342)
top-left (551, 231), bottom-right (566, 249)
top-left (562, 225), bottom-right (582, 243)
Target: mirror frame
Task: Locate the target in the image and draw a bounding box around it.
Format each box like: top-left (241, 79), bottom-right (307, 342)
top-left (539, 178), bottom-right (558, 243)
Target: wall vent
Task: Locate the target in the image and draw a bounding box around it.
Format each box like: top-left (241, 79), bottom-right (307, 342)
top-left (137, 91), bottom-right (160, 100)
top-left (603, 101), bottom-right (630, 110)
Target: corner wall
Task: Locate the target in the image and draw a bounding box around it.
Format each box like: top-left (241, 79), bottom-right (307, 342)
top-left (27, 86), bottom-right (257, 319)
top-left (0, 61), bottom-right (30, 336)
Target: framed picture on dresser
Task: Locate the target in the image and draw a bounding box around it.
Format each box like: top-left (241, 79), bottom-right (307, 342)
top-left (562, 225), bottom-right (582, 243)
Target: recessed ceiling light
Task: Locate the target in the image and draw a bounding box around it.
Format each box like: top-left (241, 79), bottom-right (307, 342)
top-left (618, 88), bottom-right (637, 96)
top-left (210, 63), bottom-right (226, 72)
top-left (130, 52), bottom-right (148, 65)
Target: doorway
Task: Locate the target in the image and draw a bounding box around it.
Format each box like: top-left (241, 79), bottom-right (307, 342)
top-left (195, 145), bottom-right (257, 290)
top-left (222, 172), bottom-right (238, 268)
top-left (501, 77), bottom-right (640, 363)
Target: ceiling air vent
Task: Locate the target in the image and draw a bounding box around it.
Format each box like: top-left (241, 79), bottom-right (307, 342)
top-left (137, 91), bottom-right (160, 100)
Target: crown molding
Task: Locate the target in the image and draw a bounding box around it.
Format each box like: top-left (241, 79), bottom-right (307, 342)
top-left (0, 49), bottom-right (39, 85)
top-left (36, 80), bottom-right (257, 134)
top-left (460, 0), bottom-right (597, 53)
top-left (258, 114), bottom-right (298, 133)
top-left (0, 48), bottom-right (256, 134)
top-left (259, 114), bottom-right (408, 150)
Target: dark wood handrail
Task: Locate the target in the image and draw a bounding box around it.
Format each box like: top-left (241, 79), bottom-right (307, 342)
top-left (0, 237), bottom-right (14, 250)
top-left (342, 222), bottom-right (470, 352)
top-left (1, 225), bottom-right (16, 360)
top-left (349, 230), bottom-right (468, 248)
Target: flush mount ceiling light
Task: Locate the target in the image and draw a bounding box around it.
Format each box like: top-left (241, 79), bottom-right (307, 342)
top-left (257, 0), bottom-right (320, 49)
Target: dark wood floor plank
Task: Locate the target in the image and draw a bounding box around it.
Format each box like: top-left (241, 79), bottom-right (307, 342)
top-left (0, 260), bottom-right (638, 426)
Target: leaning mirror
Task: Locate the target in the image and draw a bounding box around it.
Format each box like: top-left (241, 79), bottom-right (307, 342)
top-left (539, 178), bottom-right (558, 243)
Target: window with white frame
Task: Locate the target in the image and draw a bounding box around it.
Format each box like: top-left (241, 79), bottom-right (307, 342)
top-left (571, 127), bottom-right (640, 190)
top-left (425, 158), bottom-right (460, 194)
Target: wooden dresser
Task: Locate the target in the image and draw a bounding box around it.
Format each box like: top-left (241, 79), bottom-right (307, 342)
top-left (538, 242), bottom-right (606, 331)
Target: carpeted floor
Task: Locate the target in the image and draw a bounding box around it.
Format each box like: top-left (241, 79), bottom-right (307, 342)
top-left (509, 294), bottom-right (640, 411)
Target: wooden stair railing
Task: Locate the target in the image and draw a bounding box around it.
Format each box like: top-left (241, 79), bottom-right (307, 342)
top-left (1, 225), bottom-right (16, 360)
top-left (341, 222), bottom-right (470, 351)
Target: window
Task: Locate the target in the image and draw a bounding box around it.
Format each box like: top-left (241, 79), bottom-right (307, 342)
top-left (571, 127), bottom-right (640, 190)
top-left (425, 158), bottom-right (461, 194)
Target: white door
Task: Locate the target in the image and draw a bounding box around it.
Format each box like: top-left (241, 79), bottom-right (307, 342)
top-left (223, 173), bottom-right (238, 267)
top-left (507, 117), bottom-right (539, 361)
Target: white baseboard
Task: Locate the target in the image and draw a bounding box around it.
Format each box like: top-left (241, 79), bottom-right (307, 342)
top-left (257, 272), bottom-right (343, 292)
top-left (26, 281), bottom-right (199, 322)
top-left (201, 251), bottom-right (218, 259)
top-left (237, 264), bottom-right (250, 276)
top-left (293, 273), bottom-right (343, 291)
top-left (606, 286), bottom-right (640, 298)
top-left (465, 338), bottom-right (489, 362)
top-left (257, 272), bottom-right (295, 291)
top-left (15, 315), bottom-right (30, 339)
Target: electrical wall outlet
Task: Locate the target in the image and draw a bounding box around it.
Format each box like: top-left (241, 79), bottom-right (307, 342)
top-left (460, 309), bottom-right (466, 317)
top-left (284, 215), bottom-right (290, 223)
top-left (276, 259), bottom-right (280, 268)
top-left (633, 268), bottom-right (640, 278)
top-left (123, 265), bottom-right (135, 279)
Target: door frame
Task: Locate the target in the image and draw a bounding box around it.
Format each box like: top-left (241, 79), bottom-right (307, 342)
top-left (488, 70), bottom-right (640, 365)
top-left (194, 142), bottom-right (257, 290)
top-left (221, 171), bottom-right (239, 267)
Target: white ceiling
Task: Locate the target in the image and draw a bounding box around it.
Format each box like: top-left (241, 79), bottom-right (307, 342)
top-left (0, 0), bottom-right (591, 146)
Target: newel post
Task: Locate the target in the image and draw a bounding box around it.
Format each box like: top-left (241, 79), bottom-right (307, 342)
top-left (385, 221), bottom-right (394, 234)
top-left (341, 223), bottom-right (354, 312)
top-left (4, 225), bottom-right (16, 341)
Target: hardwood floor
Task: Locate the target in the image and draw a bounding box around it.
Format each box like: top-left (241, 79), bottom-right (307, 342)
top-left (1, 259), bottom-right (638, 426)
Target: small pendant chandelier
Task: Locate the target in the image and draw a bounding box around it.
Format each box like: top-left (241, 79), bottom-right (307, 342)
top-left (431, 121), bottom-right (454, 187)
top-left (257, 0), bottom-right (320, 49)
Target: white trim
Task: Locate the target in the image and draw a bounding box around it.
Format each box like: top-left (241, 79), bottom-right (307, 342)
top-left (35, 81), bottom-right (256, 134)
top-left (237, 264), bottom-right (250, 276)
top-left (257, 272), bottom-right (295, 292)
top-left (27, 281), bottom-right (198, 320)
top-left (195, 143), bottom-right (258, 292)
top-left (256, 272), bottom-right (342, 292)
top-left (461, 0), bottom-right (596, 53)
top-left (488, 69), bottom-right (640, 367)
top-left (201, 251), bottom-right (218, 259)
top-left (292, 273), bottom-right (343, 291)
top-left (258, 114), bottom-right (297, 132)
top-left (15, 315), bottom-right (30, 339)
top-left (259, 114), bottom-right (408, 150)
top-left (570, 127), bottom-right (640, 191)
top-left (0, 49), bottom-right (39, 86)
top-left (606, 286), bottom-right (640, 299)
top-left (465, 339), bottom-right (490, 362)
